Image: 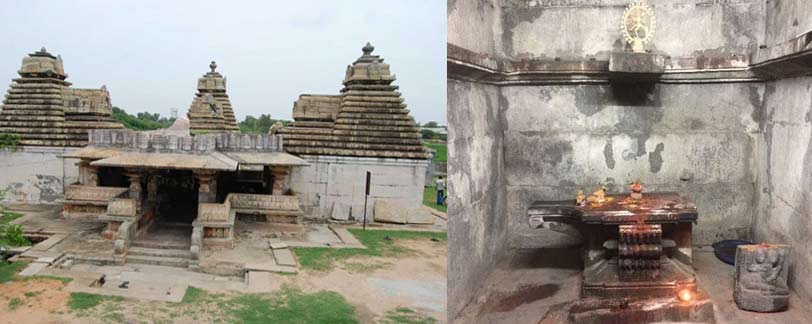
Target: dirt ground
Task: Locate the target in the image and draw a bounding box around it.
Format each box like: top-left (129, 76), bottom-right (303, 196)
top-left (1, 237), bottom-right (447, 324)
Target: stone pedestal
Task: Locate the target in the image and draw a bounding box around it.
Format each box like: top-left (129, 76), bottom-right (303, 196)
top-left (734, 244), bottom-right (791, 312)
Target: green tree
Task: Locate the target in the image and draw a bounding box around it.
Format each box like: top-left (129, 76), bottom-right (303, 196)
top-left (424, 121), bottom-right (439, 128)
top-left (112, 107), bottom-right (175, 131)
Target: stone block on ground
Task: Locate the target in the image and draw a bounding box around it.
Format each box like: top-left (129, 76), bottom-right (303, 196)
top-left (18, 262), bottom-right (48, 276)
top-left (329, 226), bottom-right (362, 246)
top-left (246, 262), bottom-right (298, 274)
top-left (31, 234), bottom-right (68, 251)
top-left (330, 202), bottom-right (352, 221)
top-left (734, 244), bottom-right (791, 312)
top-left (273, 248), bottom-right (297, 267)
top-left (246, 271), bottom-right (273, 293)
top-left (374, 200), bottom-right (435, 225)
top-left (269, 242), bottom-right (288, 250)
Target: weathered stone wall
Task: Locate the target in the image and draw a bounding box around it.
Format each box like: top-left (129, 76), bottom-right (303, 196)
top-left (448, 0), bottom-right (502, 58)
top-left (0, 146), bottom-right (79, 203)
top-left (501, 0), bottom-right (765, 60)
top-left (503, 83), bottom-right (762, 247)
top-left (447, 79), bottom-right (507, 319)
top-left (288, 155), bottom-right (427, 221)
top-left (753, 77), bottom-right (812, 302)
top-left (764, 0), bottom-right (812, 47)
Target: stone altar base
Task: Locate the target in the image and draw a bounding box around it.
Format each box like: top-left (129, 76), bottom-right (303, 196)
top-left (540, 289), bottom-right (715, 324)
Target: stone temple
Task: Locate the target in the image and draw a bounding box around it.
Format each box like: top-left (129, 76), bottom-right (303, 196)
top-left (186, 61), bottom-right (240, 133)
top-left (280, 43), bottom-right (430, 222)
top-left (0, 48), bottom-right (123, 202)
top-left (448, 0), bottom-right (812, 323)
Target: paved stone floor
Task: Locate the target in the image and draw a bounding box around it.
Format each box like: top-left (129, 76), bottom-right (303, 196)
top-left (456, 246), bottom-right (812, 323)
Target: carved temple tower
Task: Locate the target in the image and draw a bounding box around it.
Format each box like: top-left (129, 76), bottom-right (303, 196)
top-left (187, 61), bottom-right (239, 133)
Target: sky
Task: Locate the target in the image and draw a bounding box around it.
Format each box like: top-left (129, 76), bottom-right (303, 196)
top-left (0, 0), bottom-right (447, 124)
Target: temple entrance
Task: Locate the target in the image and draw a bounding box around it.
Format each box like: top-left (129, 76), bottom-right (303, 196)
top-left (157, 170), bottom-right (198, 224)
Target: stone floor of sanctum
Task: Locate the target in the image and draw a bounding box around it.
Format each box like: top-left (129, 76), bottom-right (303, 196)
top-left (455, 246), bottom-right (812, 324)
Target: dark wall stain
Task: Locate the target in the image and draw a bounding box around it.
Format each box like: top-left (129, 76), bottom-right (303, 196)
top-left (501, 3), bottom-right (545, 57)
top-left (649, 143), bottom-right (665, 173)
top-left (540, 140), bottom-right (573, 167)
top-left (603, 138), bottom-right (615, 169)
top-left (748, 83), bottom-right (764, 123)
top-left (687, 119), bottom-right (705, 130)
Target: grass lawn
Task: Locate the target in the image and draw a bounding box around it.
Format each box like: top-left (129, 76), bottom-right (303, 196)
top-left (0, 261), bottom-right (27, 283)
top-left (68, 292), bottom-right (124, 310)
top-left (0, 211), bottom-right (22, 224)
top-left (423, 185), bottom-right (447, 213)
top-left (381, 307), bottom-right (439, 324)
top-left (292, 229), bottom-right (447, 271)
top-left (423, 142), bottom-right (447, 163)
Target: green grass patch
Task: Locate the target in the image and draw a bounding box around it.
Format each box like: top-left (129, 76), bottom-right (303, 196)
top-left (380, 307), bottom-right (439, 324)
top-left (0, 261), bottom-right (27, 283)
top-left (227, 288), bottom-right (358, 324)
top-left (22, 275), bottom-right (73, 284)
top-left (423, 142), bottom-right (447, 163)
top-left (68, 292), bottom-right (123, 311)
top-left (292, 229), bottom-right (446, 271)
top-left (0, 211), bottom-right (22, 224)
top-left (181, 286), bottom-right (206, 304)
top-left (8, 297), bottom-right (24, 310)
top-left (24, 291), bottom-right (40, 298)
top-left (423, 185), bottom-right (447, 213)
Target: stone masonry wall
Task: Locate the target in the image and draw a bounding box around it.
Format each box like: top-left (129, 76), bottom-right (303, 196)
top-left (0, 147), bottom-right (79, 203)
top-left (754, 77), bottom-right (812, 303)
top-left (501, 0), bottom-right (765, 60)
top-left (503, 83), bottom-right (763, 247)
top-left (288, 155), bottom-right (427, 222)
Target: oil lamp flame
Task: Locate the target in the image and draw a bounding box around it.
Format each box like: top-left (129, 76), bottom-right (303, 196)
top-left (678, 288), bottom-right (693, 302)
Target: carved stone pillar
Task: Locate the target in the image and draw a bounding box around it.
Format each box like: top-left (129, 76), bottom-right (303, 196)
top-left (270, 166), bottom-right (289, 195)
top-left (79, 159), bottom-right (99, 186)
top-left (195, 170), bottom-right (217, 203)
top-left (124, 169), bottom-right (144, 209)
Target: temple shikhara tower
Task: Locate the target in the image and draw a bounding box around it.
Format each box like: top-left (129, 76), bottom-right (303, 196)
top-left (187, 61), bottom-right (239, 133)
top-left (281, 43), bottom-right (431, 223)
top-left (0, 48), bottom-right (122, 146)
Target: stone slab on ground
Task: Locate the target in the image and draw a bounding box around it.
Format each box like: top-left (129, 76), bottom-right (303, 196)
top-left (0, 246), bottom-right (30, 254)
top-left (245, 261), bottom-right (298, 274)
top-left (269, 242), bottom-right (288, 250)
top-left (246, 271), bottom-right (273, 293)
top-left (273, 248), bottom-right (297, 267)
top-left (426, 207), bottom-right (447, 220)
top-left (67, 278), bottom-right (188, 303)
top-left (329, 226), bottom-right (362, 246)
top-left (18, 261), bottom-right (48, 276)
top-left (374, 200), bottom-right (435, 225)
top-left (30, 233), bottom-right (68, 251)
top-left (19, 250), bottom-right (64, 260)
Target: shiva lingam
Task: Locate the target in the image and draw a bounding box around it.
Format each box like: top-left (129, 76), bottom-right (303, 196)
top-left (529, 181), bottom-right (714, 322)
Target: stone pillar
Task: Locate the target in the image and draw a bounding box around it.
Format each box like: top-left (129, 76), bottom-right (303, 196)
top-left (79, 159), bottom-right (99, 186)
top-left (124, 169), bottom-right (144, 211)
top-left (270, 166), bottom-right (289, 195)
top-left (195, 170), bottom-right (217, 203)
top-left (147, 174), bottom-right (159, 203)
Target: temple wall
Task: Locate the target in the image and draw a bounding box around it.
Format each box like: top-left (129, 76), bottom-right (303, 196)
top-left (447, 80), bottom-right (507, 319)
top-left (0, 146), bottom-right (79, 203)
top-left (447, 0), bottom-right (508, 319)
top-left (753, 77), bottom-right (812, 303)
top-left (288, 155), bottom-right (427, 221)
top-left (501, 0), bottom-right (765, 60)
top-left (764, 0), bottom-right (812, 47)
top-left (502, 83), bottom-right (762, 247)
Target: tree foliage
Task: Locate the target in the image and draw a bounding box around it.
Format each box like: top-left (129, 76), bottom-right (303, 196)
top-left (112, 107), bottom-right (176, 131)
top-left (239, 114), bottom-right (290, 134)
top-left (0, 133), bottom-right (21, 151)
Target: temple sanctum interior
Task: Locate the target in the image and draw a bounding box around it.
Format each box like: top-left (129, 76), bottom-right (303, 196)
top-left (448, 0), bottom-right (812, 323)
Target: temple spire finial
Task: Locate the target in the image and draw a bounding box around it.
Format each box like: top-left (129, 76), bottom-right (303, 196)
top-left (209, 61), bottom-right (217, 73)
top-left (362, 42), bottom-right (374, 55)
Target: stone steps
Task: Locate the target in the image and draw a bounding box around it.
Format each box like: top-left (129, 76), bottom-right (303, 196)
top-left (126, 255), bottom-right (190, 268)
top-left (131, 240), bottom-right (190, 250)
top-left (128, 247), bottom-right (192, 259)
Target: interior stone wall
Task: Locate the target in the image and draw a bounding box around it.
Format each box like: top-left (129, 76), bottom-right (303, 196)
top-left (754, 77), bottom-right (812, 302)
top-left (501, 0), bottom-right (765, 60)
top-left (764, 0), bottom-right (812, 47)
top-left (288, 155), bottom-right (427, 221)
top-left (0, 147), bottom-right (79, 203)
top-left (503, 83), bottom-right (762, 247)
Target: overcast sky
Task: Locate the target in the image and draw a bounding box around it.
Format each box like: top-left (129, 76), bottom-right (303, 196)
top-left (0, 0), bottom-right (447, 124)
